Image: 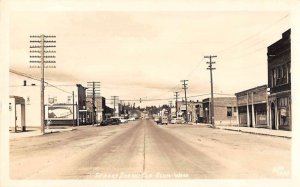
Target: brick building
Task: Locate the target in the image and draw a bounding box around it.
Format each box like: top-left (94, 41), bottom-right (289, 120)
top-left (235, 85), bottom-right (268, 128)
top-left (267, 29), bottom-right (291, 131)
top-left (202, 97), bottom-right (237, 126)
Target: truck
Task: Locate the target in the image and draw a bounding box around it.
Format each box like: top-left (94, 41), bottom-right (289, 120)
top-left (161, 116), bottom-right (168, 125)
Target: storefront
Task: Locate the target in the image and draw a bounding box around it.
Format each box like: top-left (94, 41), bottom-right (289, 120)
top-left (268, 92), bottom-right (291, 131)
top-left (235, 85), bottom-right (268, 128)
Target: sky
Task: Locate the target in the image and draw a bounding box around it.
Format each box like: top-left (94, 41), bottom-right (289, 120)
top-left (9, 11), bottom-right (290, 107)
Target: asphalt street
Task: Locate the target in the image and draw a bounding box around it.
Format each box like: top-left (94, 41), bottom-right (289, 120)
top-left (10, 119), bottom-right (291, 179)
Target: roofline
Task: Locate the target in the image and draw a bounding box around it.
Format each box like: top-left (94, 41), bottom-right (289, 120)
top-left (235, 84), bottom-right (267, 95)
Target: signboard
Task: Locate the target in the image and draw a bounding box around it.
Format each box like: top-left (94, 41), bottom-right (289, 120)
top-left (280, 108), bottom-right (287, 116)
top-left (46, 104), bottom-right (76, 120)
top-left (180, 105), bottom-right (187, 111)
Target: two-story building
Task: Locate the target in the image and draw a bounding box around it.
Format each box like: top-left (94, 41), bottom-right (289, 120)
top-left (267, 29), bottom-right (291, 130)
top-left (176, 100), bottom-right (203, 122)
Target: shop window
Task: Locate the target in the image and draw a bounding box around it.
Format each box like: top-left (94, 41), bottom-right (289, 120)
top-left (227, 107), bottom-right (232, 117)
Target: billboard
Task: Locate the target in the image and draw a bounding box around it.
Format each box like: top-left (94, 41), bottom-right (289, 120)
top-left (45, 104), bottom-right (77, 120)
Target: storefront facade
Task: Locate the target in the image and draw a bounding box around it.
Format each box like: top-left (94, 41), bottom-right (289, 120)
top-left (267, 29), bottom-right (291, 131)
top-left (235, 85), bottom-right (268, 128)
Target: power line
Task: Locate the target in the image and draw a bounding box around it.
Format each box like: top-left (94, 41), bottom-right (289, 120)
top-left (9, 69), bottom-right (72, 94)
top-left (186, 57), bottom-right (205, 79)
top-left (105, 93), bottom-right (233, 102)
top-left (216, 14), bottom-right (289, 55)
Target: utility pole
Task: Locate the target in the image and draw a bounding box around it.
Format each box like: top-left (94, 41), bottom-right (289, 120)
top-left (174, 91), bottom-right (179, 117)
top-left (205, 55), bottom-right (217, 127)
top-left (181, 80), bottom-right (188, 123)
top-left (87, 82), bottom-right (100, 125)
top-left (111, 96), bottom-right (119, 117)
top-left (72, 91), bottom-right (75, 127)
top-left (30, 35), bottom-right (56, 135)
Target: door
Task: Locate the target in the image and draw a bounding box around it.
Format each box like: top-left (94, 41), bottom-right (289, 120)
top-left (271, 102), bottom-right (276, 129)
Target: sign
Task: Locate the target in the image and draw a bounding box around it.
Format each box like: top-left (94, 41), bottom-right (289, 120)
top-left (280, 108), bottom-right (287, 116)
top-left (46, 104), bottom-right (76, 120)
top-left (180, 105), bottom-right (187, 111)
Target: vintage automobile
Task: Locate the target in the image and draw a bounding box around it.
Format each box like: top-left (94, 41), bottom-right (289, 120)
top-left (100, 118), bottom-right (112, 126)
top-left (161, 116), bottom-right (168, 125)
top-left (110, 117), bottom-right (121, 125)
top-left (170, 117), bottom-right (184, 124)
top-left (154, 117), bottom-right (160, 123)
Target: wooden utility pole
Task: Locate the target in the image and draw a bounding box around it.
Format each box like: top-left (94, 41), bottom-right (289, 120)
top-left (30, 35), bottom-right (56, 135)
top-left (111, 96), bottom-right (119, 117)
top-left (181, 80), bottom-right (188, 123)
top-left (174, 91), bottom-right (179, 117)
top-left (205, 55), bottom-right (217, 127)
top-left (87, 82), bottom-right (100, 125)
top-left (72, 91), bottom-right (75, 127)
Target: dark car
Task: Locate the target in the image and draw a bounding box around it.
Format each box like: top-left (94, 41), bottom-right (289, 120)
top-left (100, 118), bottom-right (112, 126)
top-left (111, 118), bottom-right (121, 125)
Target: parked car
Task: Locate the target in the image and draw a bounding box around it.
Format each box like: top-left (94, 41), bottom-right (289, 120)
top-left (110, 117), bottom-right (121, 125)
top-left (170, 118), bottom-right (177, 124)
top-left (119, 117), bottom-right (128, 123)
top-left (100, 118), bottom-right (112, 126)
top-left (154, 117), bottom-right (160, 123)
top-left (170, 117), bottom-right (184, 124)
top-left (128, 117), bottom-right (136, 121)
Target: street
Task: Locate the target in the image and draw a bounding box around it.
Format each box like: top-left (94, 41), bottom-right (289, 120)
top-left (10, 119), bottom-right (291, 179)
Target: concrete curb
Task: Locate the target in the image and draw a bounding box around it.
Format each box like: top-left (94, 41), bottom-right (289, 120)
top-left (216, 127), bottom-right (292, 139)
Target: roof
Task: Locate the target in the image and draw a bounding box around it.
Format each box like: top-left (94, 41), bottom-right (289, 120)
top-left (235, 85), bottom-right (267, 96)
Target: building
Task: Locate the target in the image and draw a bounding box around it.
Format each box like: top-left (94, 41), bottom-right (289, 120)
top-left (9, 71), bottom-right (87, 127)
top-left (86, 96), bottom-right (106, 124)
top-left (176, 100), bottom-right (203, 122)
top-left (267, 29), bottom-right (291, 131)
top-left (9, 96), bottom-right (26, 132)
top-left (235, 85), bottom-right (268, 128)
top-left (202, 97), bottom-right (237, 126)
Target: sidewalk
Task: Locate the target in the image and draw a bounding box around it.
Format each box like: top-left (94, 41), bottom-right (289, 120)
top-left (216, 126), bottom-right (292, 139)
top-left (9, 126), bottom-right (78, 140)
top-left (185, 122), bottom-right (291, 138)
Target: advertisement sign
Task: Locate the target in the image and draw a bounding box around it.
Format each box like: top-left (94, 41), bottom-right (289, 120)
top-left (46, 104), bottom-right (76, 120)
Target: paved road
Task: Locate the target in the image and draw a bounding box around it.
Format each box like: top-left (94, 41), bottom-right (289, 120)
top-left (10, 119), bottom-right (291, 179)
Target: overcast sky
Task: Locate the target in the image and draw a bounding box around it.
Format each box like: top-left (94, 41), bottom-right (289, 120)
top-left (9, 11), bottom-right (290, 107)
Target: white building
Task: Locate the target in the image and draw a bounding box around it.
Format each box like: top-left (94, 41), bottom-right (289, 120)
top-left (9, 72), bottom-right (82, 129)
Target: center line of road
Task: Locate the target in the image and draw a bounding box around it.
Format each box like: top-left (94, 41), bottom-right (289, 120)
top-left (143, 120), bottom-right (146, 177)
